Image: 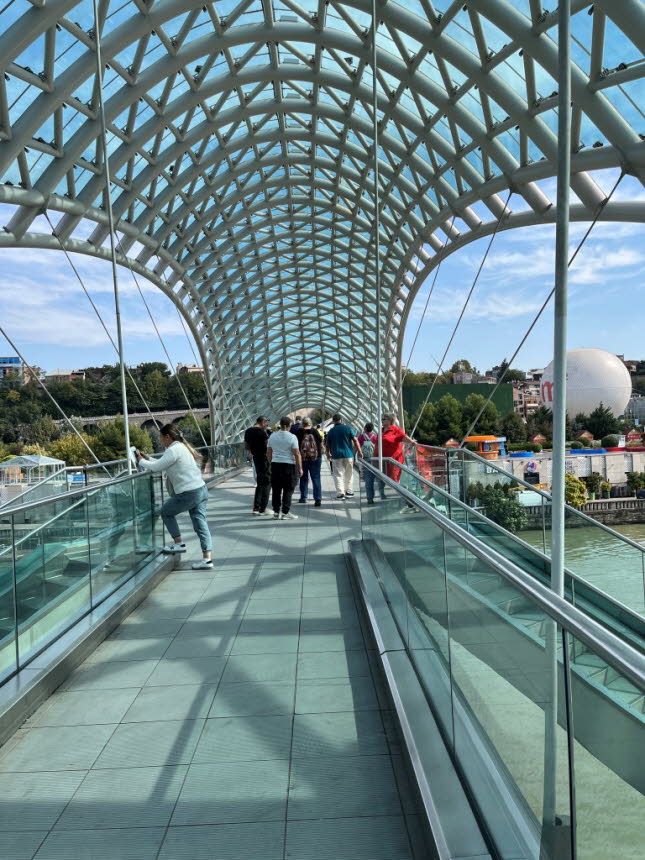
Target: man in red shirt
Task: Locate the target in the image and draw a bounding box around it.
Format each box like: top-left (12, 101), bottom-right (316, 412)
top-left (376, 414), bottom-right (418, 483)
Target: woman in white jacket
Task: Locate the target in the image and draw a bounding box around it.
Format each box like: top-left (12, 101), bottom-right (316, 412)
top-left (136, 423), bottom-right (213, 570)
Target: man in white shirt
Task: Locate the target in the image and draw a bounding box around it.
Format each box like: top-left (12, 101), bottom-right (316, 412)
top-left (267, 415), bottom-right (303, 520)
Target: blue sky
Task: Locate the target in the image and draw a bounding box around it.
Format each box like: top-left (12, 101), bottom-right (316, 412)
top-left (0, 168), bottom-right (643, 380)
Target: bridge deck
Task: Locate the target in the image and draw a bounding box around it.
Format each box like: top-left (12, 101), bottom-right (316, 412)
top-left (0, 468), bottom-right (424, 859)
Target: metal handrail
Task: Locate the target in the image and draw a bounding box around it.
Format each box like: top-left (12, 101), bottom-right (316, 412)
top-left (393, 460), bottom-right (645, 629)
top-left (422, 445), bottom-right (645, 555)
top-left (362, 460), bottom-right (645, 690)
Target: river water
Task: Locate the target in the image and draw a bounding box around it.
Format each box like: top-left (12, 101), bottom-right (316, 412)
top-left (520, 522), bottom-right (645, 615)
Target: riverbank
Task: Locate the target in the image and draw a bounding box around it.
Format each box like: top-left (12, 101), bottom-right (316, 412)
top-left (523, 497), bottom-right (645, 528)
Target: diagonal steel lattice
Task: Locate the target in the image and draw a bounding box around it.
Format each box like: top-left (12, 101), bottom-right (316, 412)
top-left (0, 0), bottom-right (644, 438)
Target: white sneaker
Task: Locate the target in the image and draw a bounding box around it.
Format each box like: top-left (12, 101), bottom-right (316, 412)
top-left (345, 491), bottom-right (355, 497)
top-left (258, 510), bottom-right (272, 516)
top-left (252, 510), bottom-right (260, 515)
top-left (336, 493), bottom-right (345, 499)
top-left (280, 512), bottom-right (298, 520)
top-left (273, 512), bottom-right (280, 519)
top-left (192, 559), bottom-right (214, 570)
top-left (163, 542), bottom-right (186, 554)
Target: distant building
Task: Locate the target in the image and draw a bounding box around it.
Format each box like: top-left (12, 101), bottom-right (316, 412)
top-left (0, 355), bottom-right (24, 381)
top-left (626, 395), bottom-right (645, 425)
top-left (45, 369), bottom-right (86, 383)
top-left (177, 363), bottom-right (203, 375)
top-left (452, 371), bottom-right (476, 385)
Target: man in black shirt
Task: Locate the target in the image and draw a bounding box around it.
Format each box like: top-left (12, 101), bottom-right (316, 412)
top-left (244, 416), bottom-right (271, 514)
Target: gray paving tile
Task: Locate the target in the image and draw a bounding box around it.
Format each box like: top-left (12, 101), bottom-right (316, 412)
top-left (0, 725), bottom-right (115, 773)
top-left (189, 600), bottom-right (249, 619)
top-left (125, 603), bottom-right (195, 621)
top-left (193, 715), bottom-right (292, 763)
top-left (244, 597), bottom-right (302, 616)
top-left (163, 635), bottom-right (234, 659)
top-left (288, 755), bottom-right (402, 820)
top-left (175, 618), bottom-right (241, 639)
top-left (25, 688), bottom-right (139, 728)
top-left (209, 683), bottom-right (295, 718)
top-left (231, 633), bottom-right (299, 655)
top-left (172, 759), bottom-right (289, 825)
top-left (55, 766), bottom-right (187, 830)
top-left (301, 595), bottom-right (357, 616)
top-left (123, 684), bottom-right (217, 722)
top-left (93, 719), bottom-right (204, 769)
top-left (251, 580), bottom-right (303, 598)
top-left (221, 653), bottom-right (297, 684)
top-left (298, 615), bottom-right (360, 633)
top-left (298, 629), bottom-right (365, 652)
top-left (236, 616), bottom-right (300, 635)
top-left (144, 656), bottom-right (227, 686)
top-left (292, 710), bottom-right (388, 758)
top-left (0, 771), bottom-right (86, 831)
top-left (295, 678), bottom-right (379, 714)
top-left (107, 619), bottom-right (185, 640)
top-left (301, 578), bottom-right (352, 598)
top-left (85, 637), bottom-right (173, 663)
top-left (0, 831), bottom-right (46, 860)
top-left (158, 821), bottom-right (285, 859)
top-left (59, 659), bottom-right (158, 691)
top-left (33, 827), bottom-right (165, 859)
top-left (285, 815), bottom-right (413, 859)
top-left (297, 649), bottom-right (370, 680)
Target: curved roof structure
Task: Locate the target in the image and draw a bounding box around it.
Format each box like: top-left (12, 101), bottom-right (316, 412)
top-left (0, 0), bottom-right (644, 437)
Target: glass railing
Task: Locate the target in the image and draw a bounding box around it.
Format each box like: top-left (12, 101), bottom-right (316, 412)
top-left (392, 461), bottom-right (645, 640)
top-left (360, 462), bottom-right (645, 860)
top-left (412, 446), bottom-right (645, 617)
top-left (0, 442), bottom-right (247, 511)
top-left (0, 471), bottom-right (164, 683)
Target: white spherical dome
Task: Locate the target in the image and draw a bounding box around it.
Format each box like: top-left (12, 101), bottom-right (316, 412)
top-left (540, 349), bottom-right (632, 417)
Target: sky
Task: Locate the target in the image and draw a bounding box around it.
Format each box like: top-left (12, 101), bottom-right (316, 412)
top-left (0, 168), bottom-right (643, 381)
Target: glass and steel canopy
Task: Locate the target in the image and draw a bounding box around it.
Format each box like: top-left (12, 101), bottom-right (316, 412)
top-left (0, 0), bottom-right (643, 436)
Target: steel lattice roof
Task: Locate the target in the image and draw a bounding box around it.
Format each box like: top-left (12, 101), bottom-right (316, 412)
top-left (0, 0), bottom-right (644, 436)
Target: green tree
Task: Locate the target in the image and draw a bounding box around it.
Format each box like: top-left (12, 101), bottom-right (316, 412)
top-left (434, 394), bottom-right (463, 443)
top-left (585, 403), bottom-right (620, 439)
top-left (92, 419), bottom-right (153, 463)
top-left (501, 411), bottom-right (527, 444)
top-left (19, 414), bottom-right (60, 446)
top-left (564, 472), bottom-right (587, 508)
top-left (462, 393), bottom-right (500, 435)
top-left (143, 369), bottom-right (170, 410)
top-left (449, 359), bottom-right (476, 373)
top-left (47, 433), bottom-right (95, 467)
top-left (527, 405), bottom-right (553, 440)
top-left (403, 370), bottom-right (437, 386)
top-left (413, 403), bottom-right (438, 444)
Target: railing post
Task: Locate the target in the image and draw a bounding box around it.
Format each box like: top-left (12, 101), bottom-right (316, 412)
top-left (10, 514), bottom-right (20, 672)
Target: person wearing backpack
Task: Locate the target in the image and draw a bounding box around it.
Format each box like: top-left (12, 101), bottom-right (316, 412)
top-left (357, 422), bottom-right (385, 504)
top-left (296, 418), bottom-right (324, 506)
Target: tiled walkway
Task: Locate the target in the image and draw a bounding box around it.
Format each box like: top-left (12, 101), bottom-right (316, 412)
top-left (0, 467), bottom-right (424, 859)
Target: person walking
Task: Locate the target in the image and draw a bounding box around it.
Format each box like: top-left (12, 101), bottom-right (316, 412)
top-left (376, 413), bottom-right (418, 484)
top-left (267, 415), bottom-right (303, 519)
top-left (357, 422), bottom-right (385, 504)
top-left (290, 415), bottom-right (303, 434)
top-left (325, 413), bottom-right (362, 499)
top-left (244, 416), bottom-right (271, 515)
top-left (136, 423), bottom-right (213, 570)
top-left (296, 417), bottom-right (324, 506)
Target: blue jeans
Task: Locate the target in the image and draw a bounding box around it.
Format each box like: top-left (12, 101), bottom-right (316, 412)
top-left (300, 458), bottom-right (322, 501)
top-left (162, 485), bottom-right (212, 552)
top-left (364, 469), bottom-right (385, 502)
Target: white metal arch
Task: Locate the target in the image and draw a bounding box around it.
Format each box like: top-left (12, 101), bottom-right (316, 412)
top-left (0, 0), bottom-right (643, 437)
